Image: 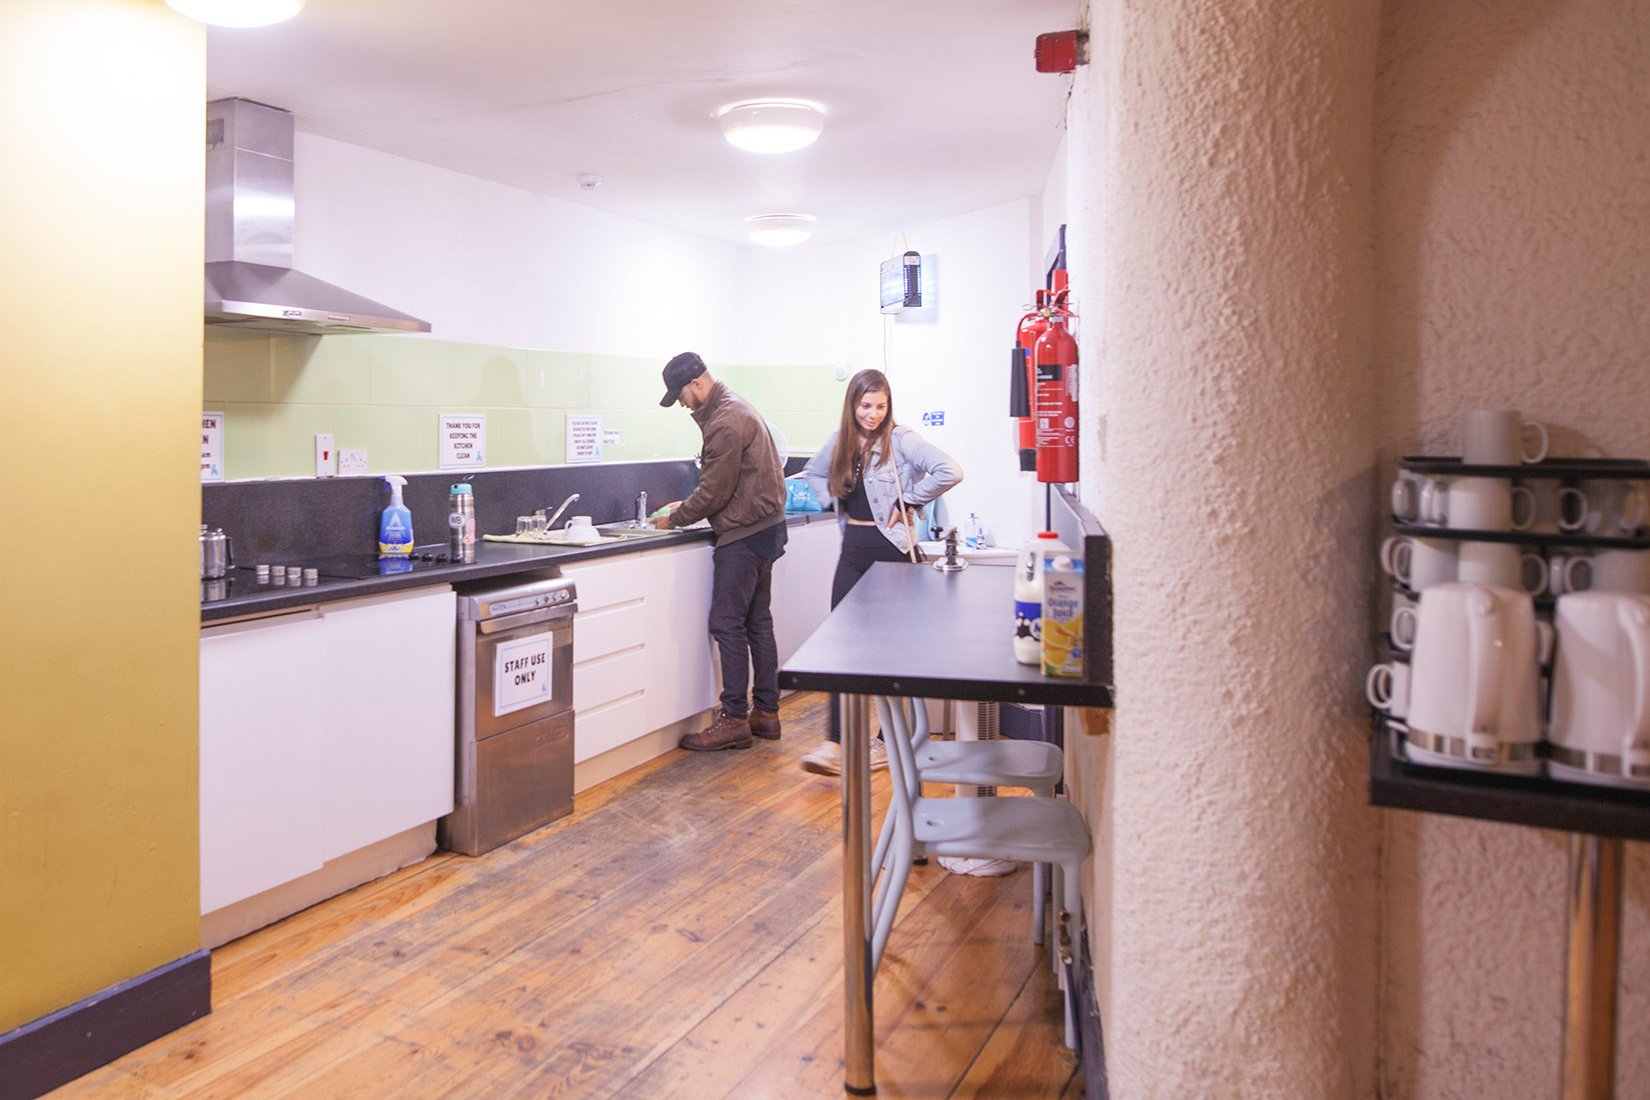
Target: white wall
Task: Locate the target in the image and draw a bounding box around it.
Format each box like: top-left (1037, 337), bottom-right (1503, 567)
top-left (295, 134), bottom-right (742, 359)
top-left (736, 200), bottom-right (1060, 548)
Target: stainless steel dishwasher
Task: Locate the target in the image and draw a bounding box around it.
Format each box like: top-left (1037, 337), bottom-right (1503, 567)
top-left (438, 575), bottom-right (577, 856)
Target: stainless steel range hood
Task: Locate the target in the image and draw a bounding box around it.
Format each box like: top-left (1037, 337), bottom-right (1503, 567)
top-left (205, 98), bottom-right (430, 335)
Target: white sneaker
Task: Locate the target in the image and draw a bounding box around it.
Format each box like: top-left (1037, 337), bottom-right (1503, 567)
top-left (800, 740), bottom-right (842, 776)
top-left (800, 739), bottom-right (890, 776)
top-left (868, 738), bottom-right (889, 773)
top-left (939, 856), bottom-right (1019, 877)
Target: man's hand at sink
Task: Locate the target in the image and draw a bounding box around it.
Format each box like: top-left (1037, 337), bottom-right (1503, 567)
top-left (647, 500), bottom-right (684, 530)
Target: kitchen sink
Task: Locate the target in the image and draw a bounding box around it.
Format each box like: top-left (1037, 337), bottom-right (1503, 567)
top-left (594, 522), bottom-right (677, 539)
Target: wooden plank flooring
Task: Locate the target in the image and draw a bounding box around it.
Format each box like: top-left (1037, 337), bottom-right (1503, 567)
top-left (50, 692), bottom-right (1080, 1099)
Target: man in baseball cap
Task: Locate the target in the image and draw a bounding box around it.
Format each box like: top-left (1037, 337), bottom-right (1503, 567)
top-left (652, 352), bottom-right (787, 751)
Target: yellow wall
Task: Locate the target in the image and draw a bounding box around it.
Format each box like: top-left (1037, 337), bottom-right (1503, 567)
top-left (0, 1), bottom-right (205, 1031)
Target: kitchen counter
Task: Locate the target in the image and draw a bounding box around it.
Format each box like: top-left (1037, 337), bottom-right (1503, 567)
top-left (202, 513), bottom-right (837, 622)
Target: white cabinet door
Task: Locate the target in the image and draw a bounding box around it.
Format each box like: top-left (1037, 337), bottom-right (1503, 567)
top-left (199, 610), bottom-right (327, 913)
top-left (772, 519), bottom-right (840, 666)
top-left (318, 587), bottom-right (457, 862)
top-left (644, 542), bottom-right (717, 730)
top-left (563, 556), bottom-right (652, 758)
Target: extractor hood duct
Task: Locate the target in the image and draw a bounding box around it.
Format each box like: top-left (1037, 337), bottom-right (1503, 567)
top-left (205, 98), bottom-right (430, 335)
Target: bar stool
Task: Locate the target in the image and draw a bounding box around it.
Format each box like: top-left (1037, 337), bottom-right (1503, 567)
top-left (870, 695), bottom-right (1091, 1048)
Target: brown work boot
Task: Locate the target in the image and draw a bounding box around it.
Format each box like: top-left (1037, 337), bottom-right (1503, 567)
top-left (750, 709), bottom-right (782, 740)
top-left (680, 709), bottom-right (754, 752)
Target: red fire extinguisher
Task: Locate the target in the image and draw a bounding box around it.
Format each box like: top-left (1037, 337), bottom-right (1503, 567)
top-left (1031, 292), bottom-right (1078, 483)
top-left (1010, 290), bottom-right (1049, 473)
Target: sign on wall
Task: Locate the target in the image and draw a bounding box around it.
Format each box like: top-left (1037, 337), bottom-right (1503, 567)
top-left (439, 413), bottom-right (487, 469)
top-left (921, 411), bottom-right (945, 428)
top-left (201, 411), bottom-right (225, 482)
top-left (567, 414), bottom-right (603, 463)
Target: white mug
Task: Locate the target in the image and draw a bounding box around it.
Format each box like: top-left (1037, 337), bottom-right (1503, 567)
top-left (1519, 479), bottom-right (1569, 534)
top-left (1381, 535), bottom-right (1456, 591)
top-left (1561, 479), bottom-right (1646, 537)
top-left (564, 514), bottom-right (598, 540)
top-left (1390, 604), bottom-right (1419, 651)
top-left (1547, 552), bottom-right (1593, 596)
top-left (1447, 477), bottom-right (1535, 532)
top-left (1391, 473), bottom-right (1448, 525)
top-left (1461, 409), bottom-right (1549, 466)
top-left (1548, 592), bottom-right (1650, 789)
top-left (1456, 540), bottom-right (1545, 594)
top-left (1589, 549), bottom-right (1650, 595)
top-left (1405, 583), bottom-right (1543, 774)
top-left (1366, 660), bottom-right (1412, 719)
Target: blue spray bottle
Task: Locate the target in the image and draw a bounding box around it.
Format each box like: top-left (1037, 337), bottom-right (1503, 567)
top-left (378, 474), bottom-right (414, 558)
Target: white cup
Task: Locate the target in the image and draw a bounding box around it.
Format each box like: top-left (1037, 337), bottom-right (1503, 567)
top-left (564, 514), bottom-right (598, 541)
top-left (1560, 480), bottom-right (1646, 537)
top-left (1520, 479), bottom-right (1568, 534)
top-left (1366, 660), bottom-right (1412, 719)
top-left (1548, 592), bottom-right (1650, 788)
top-left (1456, 541), bottom-right (1545, 594)
top-left (1405, 582), bottom-right (1543, 773)
top-left (1547, 552), bottom-right (1593, 596)
top-left (1381, 535), bottom-right (1456, 591)
top-left (1589, 549), bottom-right (1650, 595)
top-left (1447, 476), bottom-right (1535, 532)
top-left (1391, 475), bottom-right (1449, 526)
top-left (1390, 604), bottom-right (1419, 651)
top-left (1461, 409), bottom-right (1549, 466)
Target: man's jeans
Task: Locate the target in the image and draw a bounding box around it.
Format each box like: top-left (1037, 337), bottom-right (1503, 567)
top-left (708, 536), bottom-right (780, 718)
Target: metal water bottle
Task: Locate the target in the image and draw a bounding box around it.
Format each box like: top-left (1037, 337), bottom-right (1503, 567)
top-left (448, 483), bottom-right (475, 562)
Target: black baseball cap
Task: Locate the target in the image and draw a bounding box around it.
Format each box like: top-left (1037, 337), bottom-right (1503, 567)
top-left (660, 352), bottom-right (707, 407)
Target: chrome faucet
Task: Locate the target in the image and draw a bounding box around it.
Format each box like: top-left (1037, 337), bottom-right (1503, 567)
top-left (539, 492), bottom-right (580, 530)
top-left (634, 491), bottom-right (648, 527)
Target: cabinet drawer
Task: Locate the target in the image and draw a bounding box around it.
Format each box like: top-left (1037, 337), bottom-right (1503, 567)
top-left (575, 601), bottom-right (646, 662)
top-left (574, 646), bottom-right (646, 709)
top-left (575, 693), bottom-right (649, 763)
top-left (561, 556), bottom-right (647, 613)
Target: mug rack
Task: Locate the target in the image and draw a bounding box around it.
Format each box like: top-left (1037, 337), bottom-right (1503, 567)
top-left (1372, 448), bottom-right (1650, 1099)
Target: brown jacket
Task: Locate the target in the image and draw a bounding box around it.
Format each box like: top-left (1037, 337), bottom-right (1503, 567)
top-left (671, 381), bottom-right (785, 543)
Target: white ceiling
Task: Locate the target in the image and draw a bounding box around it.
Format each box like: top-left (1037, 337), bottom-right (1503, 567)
top-left (205, 0), bottom-right (1078, 248)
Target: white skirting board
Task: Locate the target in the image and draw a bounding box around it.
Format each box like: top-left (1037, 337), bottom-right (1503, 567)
top-left (201, 822), bottom-right (436, 950)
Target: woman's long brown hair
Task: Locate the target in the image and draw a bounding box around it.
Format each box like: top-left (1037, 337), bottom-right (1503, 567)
top-left (828, 369), bottom-right (895, 501)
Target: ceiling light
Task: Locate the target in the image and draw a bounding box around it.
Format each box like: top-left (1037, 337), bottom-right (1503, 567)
top-left (746, 214), bottom-right (815, 248)
top-left (717, 100), bottom-right (826, 155)
top-left (165, 0), bottom-right (304, 27)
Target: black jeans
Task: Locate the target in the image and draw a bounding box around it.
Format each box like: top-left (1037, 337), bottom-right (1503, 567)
top-left (708, 531), bottom-right (783, 718)
top-left (826, 523), bottom-right (912, 740)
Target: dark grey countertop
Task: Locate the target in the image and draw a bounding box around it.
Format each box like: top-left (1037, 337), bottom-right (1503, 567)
top-left (201, 512), bottom-right (838, 623)
top-left (779, 561), bottom-right (1113, 707)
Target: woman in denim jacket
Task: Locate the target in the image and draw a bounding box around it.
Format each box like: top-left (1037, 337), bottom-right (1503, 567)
top-left (797, 368), bottom-right (963, 775)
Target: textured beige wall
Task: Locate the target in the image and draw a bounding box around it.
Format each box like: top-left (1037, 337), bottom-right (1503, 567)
top-left (1374, 1), bottom-right (1650, 1095)
top-left (0, 1), bottom-right (204, 1031)
top-left (1067, 0), bottom-right (1381, 1094)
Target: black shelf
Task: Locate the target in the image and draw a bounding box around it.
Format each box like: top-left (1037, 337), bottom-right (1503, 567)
top-left (1389, 520), bottom-right (1650, 550)
top-left (1398, 456), bottom-right (1650, 479)
top-left (1369, 722), bottom-right (1650, 842)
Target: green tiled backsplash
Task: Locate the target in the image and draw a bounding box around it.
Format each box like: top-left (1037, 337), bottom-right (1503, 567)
top-left (205, 330), bottom-right (847, 480)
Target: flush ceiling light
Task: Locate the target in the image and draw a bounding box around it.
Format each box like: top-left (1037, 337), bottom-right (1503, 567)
top-left (746, 214), bottom-right (815, 247)
top-left (717, 100), bottom-right (826, 155)
top-left (165, 0), bottom-right (304, 27)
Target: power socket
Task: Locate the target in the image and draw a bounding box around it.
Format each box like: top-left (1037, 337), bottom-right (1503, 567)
top-left (338, 448), bottom-right (369, 476)
top-left (314, 433), bottom-right (336, 478)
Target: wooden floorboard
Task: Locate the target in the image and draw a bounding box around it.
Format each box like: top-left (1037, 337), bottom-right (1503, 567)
top-left (48, 691), bottom-right (1079, 1099)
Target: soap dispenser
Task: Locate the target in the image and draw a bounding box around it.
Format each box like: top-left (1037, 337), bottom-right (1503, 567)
top-left (378, 474), bottom-right (414, 558)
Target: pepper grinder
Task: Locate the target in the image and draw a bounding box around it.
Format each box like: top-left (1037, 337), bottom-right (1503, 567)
top-left (932, 526), bottom-right (969, 572)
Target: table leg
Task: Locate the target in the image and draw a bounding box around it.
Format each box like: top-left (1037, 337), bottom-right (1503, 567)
top-left (842, 692), bottom-right (876, 1095)
top-left (1561, 833), bottom-right (1623, 1100)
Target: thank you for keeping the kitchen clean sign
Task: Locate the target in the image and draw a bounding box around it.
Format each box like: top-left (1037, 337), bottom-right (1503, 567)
top-left (201, 412), bottom-right (224, 482)
top-left (493, 633), bottom-right (552, 717)
top-left (439, 413), bottom-right (487, 469)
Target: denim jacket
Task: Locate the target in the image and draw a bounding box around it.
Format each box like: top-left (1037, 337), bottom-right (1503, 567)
top-left (802, 425), bottom-right (963, 553)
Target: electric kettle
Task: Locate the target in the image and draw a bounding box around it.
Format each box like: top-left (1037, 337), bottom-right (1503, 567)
top-left (199, 525), bottom-right (235, 579)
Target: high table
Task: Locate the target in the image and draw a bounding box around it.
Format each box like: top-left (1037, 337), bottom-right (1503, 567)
top-left (780, 562), bottom-right (1113, 1095)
